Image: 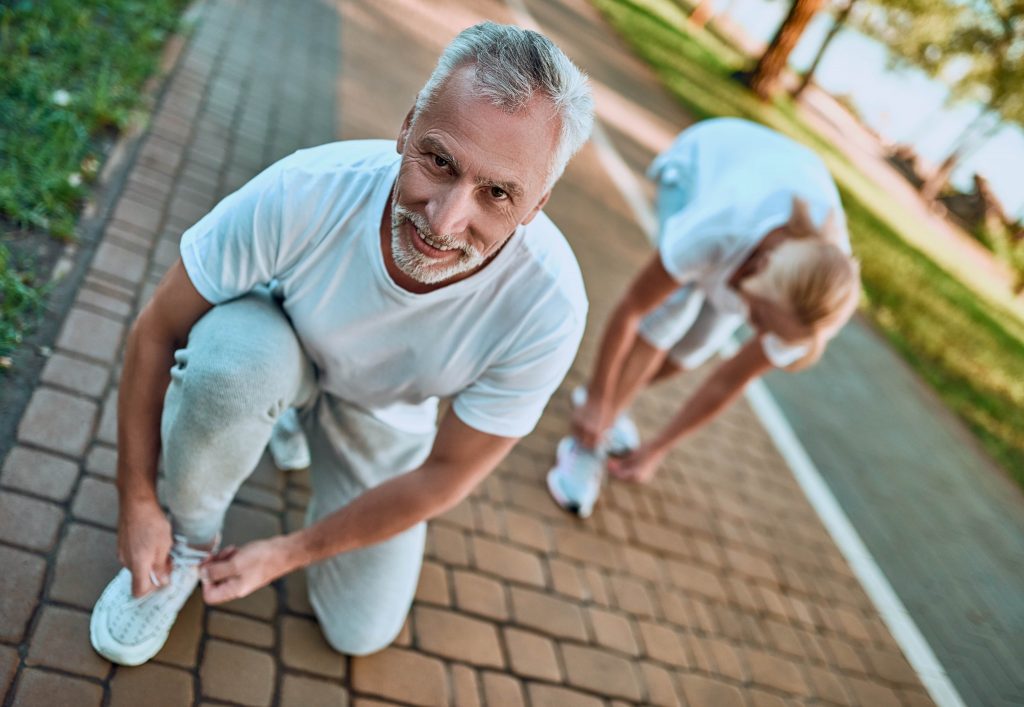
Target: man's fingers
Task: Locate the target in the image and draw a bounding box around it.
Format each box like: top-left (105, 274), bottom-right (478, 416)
top-left (201, 557), bottom-right (237, 584)
top-left (129, 562), bottom-right (155, 597)
top-left (156, 553), bottom-right (173, 585)
top-left (202, 575), bottom-right (243, 605)
top-left (205, 545), bottom-right (237, 564)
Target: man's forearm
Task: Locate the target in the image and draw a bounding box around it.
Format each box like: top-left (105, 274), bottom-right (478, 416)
top-left (116, 320), bottom-right (178, 507)
top-left (287, 463), bottom-right (465, 569)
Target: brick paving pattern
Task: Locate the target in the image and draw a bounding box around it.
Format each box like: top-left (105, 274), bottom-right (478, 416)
top-left (0, 0), bottom-right (940, 704)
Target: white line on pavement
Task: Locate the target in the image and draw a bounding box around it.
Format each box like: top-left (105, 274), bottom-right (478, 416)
top-left (503, 2), bottom-right (966, 704)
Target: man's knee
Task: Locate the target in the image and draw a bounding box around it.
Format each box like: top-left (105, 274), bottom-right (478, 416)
top-left (173, 354), bottom-right (283, 425)
top-left (170, 296), bottom-right (306, 421)
top-left (314, 604), bottom-right (406, 657)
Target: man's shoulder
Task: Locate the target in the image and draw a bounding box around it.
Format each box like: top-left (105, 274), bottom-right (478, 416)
top-left (516, 212), bottom-right (588, 320)
top-left (277, 139), bottom-right (399, 182)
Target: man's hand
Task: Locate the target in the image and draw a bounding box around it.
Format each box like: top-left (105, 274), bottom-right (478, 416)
top-left (607, 445), bottom-right (666, 484)
top-left (571, 398), bottom-right (609, 449)
top-left (118, 499), bottom-right (173, 597)
top-left (200, 535), bottom-right (300, 604)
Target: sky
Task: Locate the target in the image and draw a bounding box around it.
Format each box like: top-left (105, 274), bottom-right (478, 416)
top-left (715, 0), bottom-right (1024, 219)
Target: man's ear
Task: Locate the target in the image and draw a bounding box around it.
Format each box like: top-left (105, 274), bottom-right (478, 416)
top-left (520, 190), bottom-right (551, 225)
top-left (397, 106), bottom-right (415, 153)
top-left (787, 196), bottom-right (815, 236)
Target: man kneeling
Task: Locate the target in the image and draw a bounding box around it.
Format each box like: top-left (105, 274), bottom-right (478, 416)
top-left (91, 22), bottom-right (593, 665)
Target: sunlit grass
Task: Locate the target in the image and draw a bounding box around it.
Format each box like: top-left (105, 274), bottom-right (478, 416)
top-left (0, 0), bottom-right (188, 363)
top-left (593, 0), bottom-right (1024, 483)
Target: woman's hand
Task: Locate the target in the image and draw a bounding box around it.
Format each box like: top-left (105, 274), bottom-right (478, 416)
top-left (607, 445), bottom-right (667, 483)
top-left (571, 398), bottom-right (609, 449)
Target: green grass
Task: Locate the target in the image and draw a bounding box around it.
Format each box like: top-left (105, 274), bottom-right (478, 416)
top-left (0, 0), bottom-right (188, 362)
top-left (593, 0), bottom-right (1024, 483)
top-left (0, 243), bottom-right (46, 363)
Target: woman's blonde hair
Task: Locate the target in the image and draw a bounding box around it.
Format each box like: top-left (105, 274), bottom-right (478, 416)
top-left (760, 198), bottom-right (861, 369)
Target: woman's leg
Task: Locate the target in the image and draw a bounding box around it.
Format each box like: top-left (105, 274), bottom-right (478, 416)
top-left (599, 284), bottom-right (703, 423)
top-left (601, 336), bottom-right (669, 421)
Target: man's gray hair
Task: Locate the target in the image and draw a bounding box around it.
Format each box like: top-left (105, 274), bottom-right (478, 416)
top-left (413, 22), bottom-right (594, 188)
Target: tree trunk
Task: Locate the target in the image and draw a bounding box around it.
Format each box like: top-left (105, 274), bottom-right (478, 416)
top-left (921, 109), bottom-right (999, 201)
top-left (688, 0), bottom-right (715, 29)
top-left (747, 0), bottom-right (826, 100)
top-left (793, 0), bottom-right (859, 99)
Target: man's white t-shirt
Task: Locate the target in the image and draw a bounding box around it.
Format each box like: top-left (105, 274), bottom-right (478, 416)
top-left (179, 140), bottom-right (587, 436)
top-left (649, 118), bottom-right (850, 366)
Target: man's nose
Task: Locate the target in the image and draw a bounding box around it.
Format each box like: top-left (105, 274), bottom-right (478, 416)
top-left (426, 184), bottom-right (474, 236)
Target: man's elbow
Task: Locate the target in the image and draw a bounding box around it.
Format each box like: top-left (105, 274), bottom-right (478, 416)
top-left (130, 301), bottom-right (186, 353)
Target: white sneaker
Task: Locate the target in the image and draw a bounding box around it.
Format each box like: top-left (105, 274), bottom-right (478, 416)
top-left (90, 535), bottom-right (213, 666)
top-left (547, 436), bottom-right (605, 518)
top-left (268, 407), bottom-right (311, 470)
top-left (570, 386), bottom-right (639, 457)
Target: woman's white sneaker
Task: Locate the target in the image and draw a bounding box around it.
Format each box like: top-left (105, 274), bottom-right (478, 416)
top-left (547, 436), bottom-right (605, 518)
top-left (570, 386), bottom-right (640, 457)
top-left (90, 535), bottom-right (213, 666)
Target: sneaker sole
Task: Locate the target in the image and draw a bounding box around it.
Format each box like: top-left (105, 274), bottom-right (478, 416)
top-left (546, 467), bottom-right (592, 518)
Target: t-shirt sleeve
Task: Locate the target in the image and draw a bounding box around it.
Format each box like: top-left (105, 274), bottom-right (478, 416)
top-left (761, 333), bottom-right (811, 368)
top-left (179, 164), bottom-right (287, 304)
top-left (452, 309), bottom-right (585, 438)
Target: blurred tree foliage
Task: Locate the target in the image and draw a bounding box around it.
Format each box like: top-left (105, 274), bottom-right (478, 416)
top-left (857, 0), bottom-right (1024, 198)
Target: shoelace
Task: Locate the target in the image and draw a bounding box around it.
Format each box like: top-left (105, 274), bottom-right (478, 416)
top-left (130, 534), bottom-right (217, 606)
top-left (169, 533), bottom-right (217, 567)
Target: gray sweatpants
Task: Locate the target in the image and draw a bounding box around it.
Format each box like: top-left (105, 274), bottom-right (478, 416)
top-left (159, 290), bottom-right (434, 655)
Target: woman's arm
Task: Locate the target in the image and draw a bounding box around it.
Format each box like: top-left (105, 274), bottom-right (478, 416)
top-left (608, 335), bottom-right (773, 482)
top-left (574, 254), bottom-right (679, 447)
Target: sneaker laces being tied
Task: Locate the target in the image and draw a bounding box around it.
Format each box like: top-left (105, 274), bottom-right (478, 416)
top-left (169, 533), bottom-right (216, 567)
top-left (106, 534), bottom-right (215, 644)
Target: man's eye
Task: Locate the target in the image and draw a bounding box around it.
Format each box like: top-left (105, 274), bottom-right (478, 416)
top-left (433, 155), bottom-right (450, 169)
top-left (489, 186), bottom-right (508, 200)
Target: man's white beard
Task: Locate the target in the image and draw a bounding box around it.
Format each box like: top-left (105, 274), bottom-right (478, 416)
top-left (391, 201), bottom-right (486, 285)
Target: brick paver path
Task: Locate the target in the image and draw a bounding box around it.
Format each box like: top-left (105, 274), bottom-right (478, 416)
top-left (1, 0), bottom-right (939, 704)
